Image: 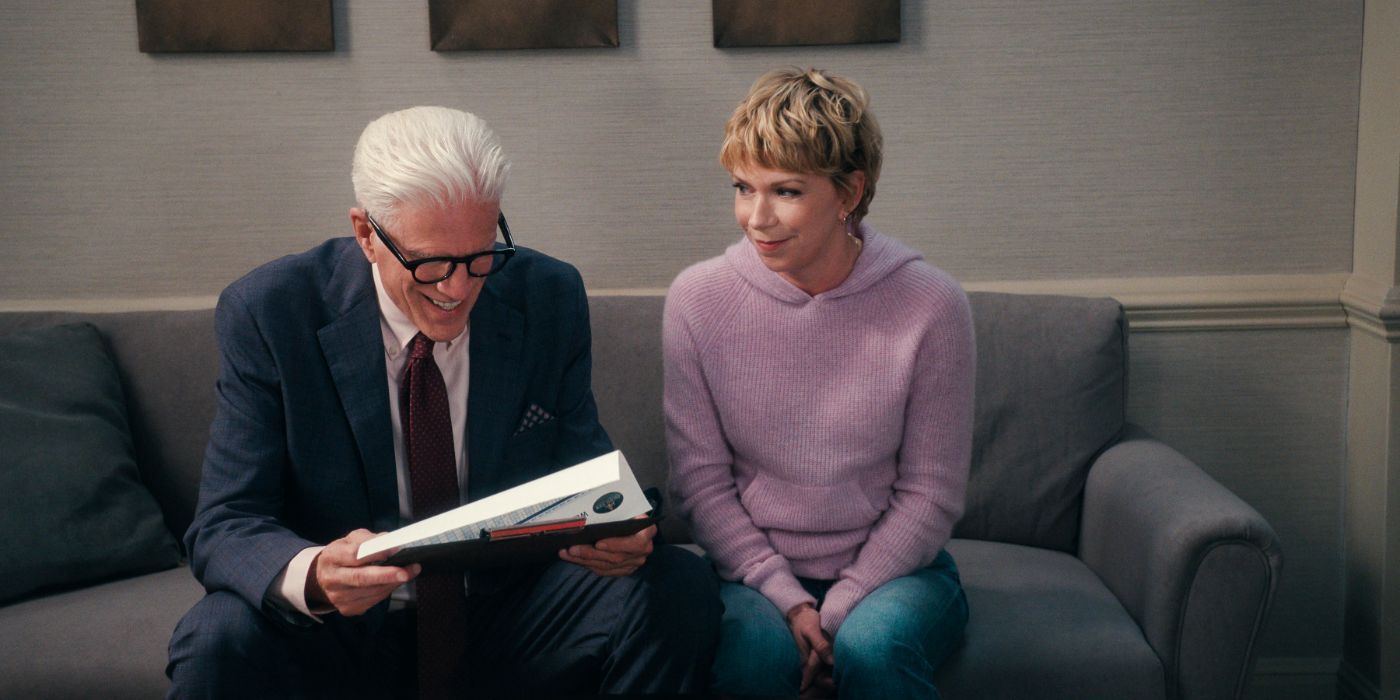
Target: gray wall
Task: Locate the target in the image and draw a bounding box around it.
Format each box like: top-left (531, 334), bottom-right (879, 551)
top-left (0, 1), bottom-right (1364, 695)
top-left (1130, 329), bottom-right (1348, 694)
top-left (0, 1), bottom-right (1359, 298)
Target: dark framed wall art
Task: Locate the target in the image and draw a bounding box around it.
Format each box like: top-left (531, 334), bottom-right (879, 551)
top-left (712, 0), bottom-right (900, 48)
top-left (135, 0), bottom-right (334, 53)
top-left (429, 0), bottom-right (619, 51)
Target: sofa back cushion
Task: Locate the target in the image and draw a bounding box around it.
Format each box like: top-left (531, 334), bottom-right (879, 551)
top-left (0, 310), bottom-right (217, 543)
top-left (586, 296), bottom-right (680, 535)
top-left (0, 289), bottom-right (1125, 555)
top-left (953, 292), bottom-right (1126, 552)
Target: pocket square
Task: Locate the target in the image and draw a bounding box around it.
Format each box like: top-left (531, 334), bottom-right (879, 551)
top-left (515, 403), bottom-right (555, 435)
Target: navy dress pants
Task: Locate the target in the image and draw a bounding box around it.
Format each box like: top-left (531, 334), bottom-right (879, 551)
top-left (167, 545), bottom-right (721, 698)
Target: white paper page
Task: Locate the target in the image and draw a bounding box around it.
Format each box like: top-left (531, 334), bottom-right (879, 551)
top-left (357, 450), bottom-right (640, 559)
top-left (514, 452), bottom-right (649, 527)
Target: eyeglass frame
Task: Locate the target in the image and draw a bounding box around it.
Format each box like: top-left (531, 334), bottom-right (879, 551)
top-left (365, 210), bottom-right (516, 284)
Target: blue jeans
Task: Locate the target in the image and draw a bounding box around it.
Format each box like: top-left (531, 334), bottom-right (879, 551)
top-left (711, 549), bottom-right (967, 700)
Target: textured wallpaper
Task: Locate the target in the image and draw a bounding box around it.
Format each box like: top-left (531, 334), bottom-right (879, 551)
top-left (0, 0), bottom-right (1362, 299)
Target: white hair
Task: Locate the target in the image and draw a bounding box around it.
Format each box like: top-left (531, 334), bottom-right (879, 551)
top-left (351, 106), bottom-right (510, 226)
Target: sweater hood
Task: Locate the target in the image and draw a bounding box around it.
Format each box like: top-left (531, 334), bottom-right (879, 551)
top-left (723, 223), bottom-right (925, 304)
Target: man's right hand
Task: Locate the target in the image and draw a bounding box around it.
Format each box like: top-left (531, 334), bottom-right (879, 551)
top-left (305, 529), bottom-right (421, 617)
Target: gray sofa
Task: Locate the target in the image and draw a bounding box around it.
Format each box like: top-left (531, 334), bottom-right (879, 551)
top-left (0, 291), bottom-right (1281, 699)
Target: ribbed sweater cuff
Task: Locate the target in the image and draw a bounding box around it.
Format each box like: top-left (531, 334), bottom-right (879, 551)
top-left (818, 578), bottom-right (868, 636)
top-left (753, 567), bottom-right (816, 620)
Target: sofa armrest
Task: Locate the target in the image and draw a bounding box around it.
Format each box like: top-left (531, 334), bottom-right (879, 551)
top-left (1079, 424), bottom-right (1283, 700)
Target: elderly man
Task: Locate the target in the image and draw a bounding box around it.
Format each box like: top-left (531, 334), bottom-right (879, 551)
top-left (167, 106), bottom-right (719, 698)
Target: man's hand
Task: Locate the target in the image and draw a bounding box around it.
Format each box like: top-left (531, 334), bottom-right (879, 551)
top-left (786, 603), bottom-right (834, 693)
top-left (558, 522), bottom-right (656, 577)
top-left (306, 529), bottom-right (421, 617)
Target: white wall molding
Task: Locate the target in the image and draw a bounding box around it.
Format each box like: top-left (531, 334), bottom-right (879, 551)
top-left (0, 296), bottom-right (220, 313)
top-left (2, 273), bottom-right (1358, 334)
top-left (589, 288), bottom-right (669, 297)
top-left (961, 273), bottom-right (1351, 332)
top-left (595, 272), bottom-right (1356, 333)
top-left (1342, 274), bottom-right (1400, 342)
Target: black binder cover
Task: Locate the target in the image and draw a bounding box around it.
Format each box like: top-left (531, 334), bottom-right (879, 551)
top-left (381, 515), bottom-right (659, 572)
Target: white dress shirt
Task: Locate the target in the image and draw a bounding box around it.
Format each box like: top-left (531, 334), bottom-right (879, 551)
top-left (270, 262), bottom-right (471, 617)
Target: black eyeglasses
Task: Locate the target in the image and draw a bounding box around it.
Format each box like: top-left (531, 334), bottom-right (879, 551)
top-left (366, 211), bottom-right (516, 284)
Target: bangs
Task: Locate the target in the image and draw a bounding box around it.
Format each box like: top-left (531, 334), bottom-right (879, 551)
top-left (719, 79), bottom-right (851, 178)
top-left (719, 67), bottom-right (882, 222)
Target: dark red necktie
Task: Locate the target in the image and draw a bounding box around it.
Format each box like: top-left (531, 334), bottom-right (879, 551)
top-left (401, 333), bottom-right (467, 698)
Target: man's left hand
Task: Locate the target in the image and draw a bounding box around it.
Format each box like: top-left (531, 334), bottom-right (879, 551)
top-left (558, 522), bottom-right (656, 577)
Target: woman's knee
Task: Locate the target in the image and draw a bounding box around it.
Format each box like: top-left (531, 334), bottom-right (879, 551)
top-left (832, 576), bottom-right (968, 674)
top-left (711, 585), bottom-right (803, 694)
top-left (833, 616), bottom-right (917, 671)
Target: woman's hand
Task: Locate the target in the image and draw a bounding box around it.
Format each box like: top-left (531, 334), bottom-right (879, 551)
top-left (786, 602), bottom-right (834, 692)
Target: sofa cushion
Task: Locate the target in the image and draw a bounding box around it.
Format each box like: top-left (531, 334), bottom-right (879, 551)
top-left (0, 567), bottom-right (202, 698)
top-left (937, 538), bottom-right (1164, 699)
top-left (953, 293), bottom-right (1126, 552)
top-left (0, 309), bottom-right (220, 543)
top-left (0, 323), bottom-right (181, 604)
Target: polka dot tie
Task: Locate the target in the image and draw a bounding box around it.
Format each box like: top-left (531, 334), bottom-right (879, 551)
top-left (401, 333), bottom-right (467, 697)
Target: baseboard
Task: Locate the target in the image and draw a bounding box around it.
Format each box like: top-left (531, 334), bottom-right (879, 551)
top-left (1249, 657), bottom-right (1342, 700)
top-left (1336, 660), bottom-right (1383, 700)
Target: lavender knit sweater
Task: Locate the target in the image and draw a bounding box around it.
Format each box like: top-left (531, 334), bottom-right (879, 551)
top-left (663, 226), bottom-right (975, 636)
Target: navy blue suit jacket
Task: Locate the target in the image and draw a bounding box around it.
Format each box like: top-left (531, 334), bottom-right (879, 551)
top-left (185, 237), bottom-right (613, 615)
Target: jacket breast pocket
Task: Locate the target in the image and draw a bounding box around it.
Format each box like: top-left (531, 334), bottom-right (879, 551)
top-left (502, 417), bottom-right (560, 470)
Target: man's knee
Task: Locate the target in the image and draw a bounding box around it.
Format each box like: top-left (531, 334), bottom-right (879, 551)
top-left (167, 591), bottom-right (285, 693)
top-left (633, 545), bottom-right (722, 637)
top-left (171, 591), bottom-right (275, 661)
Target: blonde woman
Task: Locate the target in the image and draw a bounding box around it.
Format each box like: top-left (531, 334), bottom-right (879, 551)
top-left (665, 68), bottom-right (974, 698)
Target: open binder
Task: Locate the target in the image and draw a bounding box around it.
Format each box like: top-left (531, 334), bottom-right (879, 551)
top-left (357, 450), bottom-right (657, 572)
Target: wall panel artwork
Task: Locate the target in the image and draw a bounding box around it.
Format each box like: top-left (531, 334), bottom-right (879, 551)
top-left (712, 0), bottom-right (899, 48)
top-left (429, 0), bottom-right (618, 51)
top-left (135, 0), bottom-right (334, 53)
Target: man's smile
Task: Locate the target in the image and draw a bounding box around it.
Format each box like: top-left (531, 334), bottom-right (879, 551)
top-left (426, 295), bottom-right (463, 311)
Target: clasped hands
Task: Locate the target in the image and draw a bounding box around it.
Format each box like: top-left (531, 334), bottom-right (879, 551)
top-left (306, 524), bottom-right (658, 616)
top-left (787, 602), bottom-right (835, 696)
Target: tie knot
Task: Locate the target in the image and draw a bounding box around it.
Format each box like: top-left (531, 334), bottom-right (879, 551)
top-left (409, 333), bottom-right (434, 360)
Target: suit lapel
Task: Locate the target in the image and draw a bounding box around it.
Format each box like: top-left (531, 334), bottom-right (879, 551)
top-left (467, 287), bottom-right (526, 500)
top-left (312, 244), bottom-right (531, 519)
top-left (317, 246), bottom-right (399, 532)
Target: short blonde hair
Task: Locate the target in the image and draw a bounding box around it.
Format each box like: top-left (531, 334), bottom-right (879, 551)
top-left (720, 67), bottom-right (883, 224)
